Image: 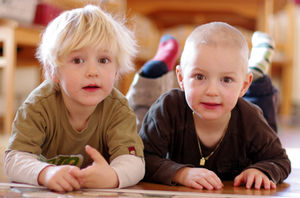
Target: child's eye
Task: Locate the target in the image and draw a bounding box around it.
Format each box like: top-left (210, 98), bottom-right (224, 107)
top-left (98, 58), bottom-right (110, 64)
top-left (222, 77), bottom-right (233, 83)
top-left (72, 58), bottom-right (84, 64)
top-left (195, 74), bottom-right (205, 80)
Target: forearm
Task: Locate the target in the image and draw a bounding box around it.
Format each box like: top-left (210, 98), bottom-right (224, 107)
top-left (4, 150), bottom-right (51, 185)
top-left (249, 138), bottom-right (291, 184)
top-left (144, 154), bottom-right (190, 185)
top-left (172, 166), bottom-right (190, 185)
top-left (110, 154), bottom-right (145, 188)
top-left (247, 159), bottom-right (291, 184)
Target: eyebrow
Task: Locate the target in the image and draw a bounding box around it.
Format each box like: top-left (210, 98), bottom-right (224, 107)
top-left (189, 68), bottom-right (239, 76)
top-left (221, 72), bottom-right (238, 75)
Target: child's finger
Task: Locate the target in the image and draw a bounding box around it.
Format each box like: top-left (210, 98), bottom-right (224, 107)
top-left (262, 178), bottom-right (277, 190)
top-left (69, 166), bottom-right (79, 175)
top-left (49, 182), bottom-right (64, 193)
top-left (85, 145), bottom-right (107, 164)
top-left (57, 178), bottom-right (73, 192)
top-left (233, 174), bottom-right (243, 187)
top-left (69, 166), bottom-right (84, 179)
top-left (205, 175), bottom-right (223, 189)
top-left (254, 176), bottom-right (263, 189)
top-left (261, 177), bottom-right (271, 190)
top-left (63, 173), bottom-right (81, 190)
top-left (69, 166), bottom-right (81, 178)
top-left (196, 177), bottom-right (214, 190)
top-left (190, 181), bottom-right (203, 190)
top-left (245, 175), bottom-right (255, 189)
top-left (270, 181), bottom-right (277, 189)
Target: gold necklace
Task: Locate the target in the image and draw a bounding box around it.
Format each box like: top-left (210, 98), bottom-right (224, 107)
top-left (196, 133), bottom-right (225, 166)
top-left (192, 111), bottom-right (226, 166)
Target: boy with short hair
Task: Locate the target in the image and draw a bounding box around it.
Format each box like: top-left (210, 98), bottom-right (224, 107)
top-left (136, 22), bottom-right (290, 190)
top-left (5, 5), bottom-right (144, 192)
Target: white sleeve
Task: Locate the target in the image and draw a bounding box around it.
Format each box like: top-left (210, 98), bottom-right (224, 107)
top-left (4, 150), bottom-right (51, 186)
top-left (110, 154), bottom-right (145, 188)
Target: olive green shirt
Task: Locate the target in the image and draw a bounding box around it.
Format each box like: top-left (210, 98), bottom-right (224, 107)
top-left (7, 80), bottom-right (144, 168)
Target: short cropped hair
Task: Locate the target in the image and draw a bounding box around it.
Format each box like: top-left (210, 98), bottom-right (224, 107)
top-left (180, 22), bottom-right (249, 73)
top-left (36, 5), bottom-right (137, 80)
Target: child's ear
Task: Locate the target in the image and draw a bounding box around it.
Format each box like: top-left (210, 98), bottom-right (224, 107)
top-left (176, 65), bottom-right (184, 90)
top-left (239, 72), bottom-right (253, 97)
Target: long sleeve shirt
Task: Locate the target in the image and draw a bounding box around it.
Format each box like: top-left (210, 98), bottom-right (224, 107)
top-left (140, 89), bottom-right (291, 185)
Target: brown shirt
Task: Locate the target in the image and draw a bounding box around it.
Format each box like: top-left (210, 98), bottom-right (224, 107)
top-left (140, 89), bottom-right (291, 185)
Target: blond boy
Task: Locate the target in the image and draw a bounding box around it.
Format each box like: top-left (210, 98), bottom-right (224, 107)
top-left (5, 5), bottom-right (144, 192)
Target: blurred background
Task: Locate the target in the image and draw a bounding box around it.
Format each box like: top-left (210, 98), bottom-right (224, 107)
top-left (1, 0), bottom-right (300, 182)
top-left (0, 0), bottom-right (299, 133)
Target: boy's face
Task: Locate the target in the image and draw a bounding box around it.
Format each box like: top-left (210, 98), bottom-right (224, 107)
top-left (176, 44), bottom-right (252, 120)
top-left (55, 46), bottom-right (118, 109)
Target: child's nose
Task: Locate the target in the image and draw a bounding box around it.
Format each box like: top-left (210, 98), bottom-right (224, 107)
top-left (86, 63), bottom-right (99, 77)
top-left (205, 80), bottom-right (219, 96)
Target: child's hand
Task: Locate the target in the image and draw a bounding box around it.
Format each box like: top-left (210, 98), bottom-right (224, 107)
top-left (38, 165), bottom-right (81, 192)
top-left (234, 168), bottom-right (276, 190)
top-left (70, 145), bottom-right (119, 188)
top-left (173, 167), bottom-right (223, 190)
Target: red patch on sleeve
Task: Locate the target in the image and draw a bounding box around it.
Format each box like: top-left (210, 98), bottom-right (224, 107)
top-left (128, 146), bottom-right (137, 156)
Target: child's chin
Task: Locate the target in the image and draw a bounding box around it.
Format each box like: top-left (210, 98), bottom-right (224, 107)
top-left (81, 99), bottom-right (103, 107)
top-left (201, 113), bottom-right (224, 120)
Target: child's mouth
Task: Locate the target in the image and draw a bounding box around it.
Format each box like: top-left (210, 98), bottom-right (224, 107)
top-left (201, 102), bottom-right (221, 109)
top-left (83, 85), bottom-right (100, 92)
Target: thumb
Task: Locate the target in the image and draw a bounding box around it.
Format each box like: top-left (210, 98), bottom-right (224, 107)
top-left (85, 145), bottom-right (107, 164)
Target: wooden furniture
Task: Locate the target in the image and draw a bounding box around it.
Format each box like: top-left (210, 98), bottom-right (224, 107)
top-left (126, 0), bottom-right (295, 117)
top-left (0, 19), bottom-right (42, 134)
top-left (42, 0), bottom-right (127, 16)
top-left (267, 0), bottom-right (296, 117)
top-left (0, 0), bottom-right (295, 134)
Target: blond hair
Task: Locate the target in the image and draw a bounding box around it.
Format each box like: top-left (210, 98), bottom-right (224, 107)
top-left (180, 22), bottom-right (249, 72)
top-left (36, 5), bottom-right (137, 80)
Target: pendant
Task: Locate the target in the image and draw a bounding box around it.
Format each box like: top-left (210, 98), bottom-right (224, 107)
top-left (200, 157), bottom-right (205, 166)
